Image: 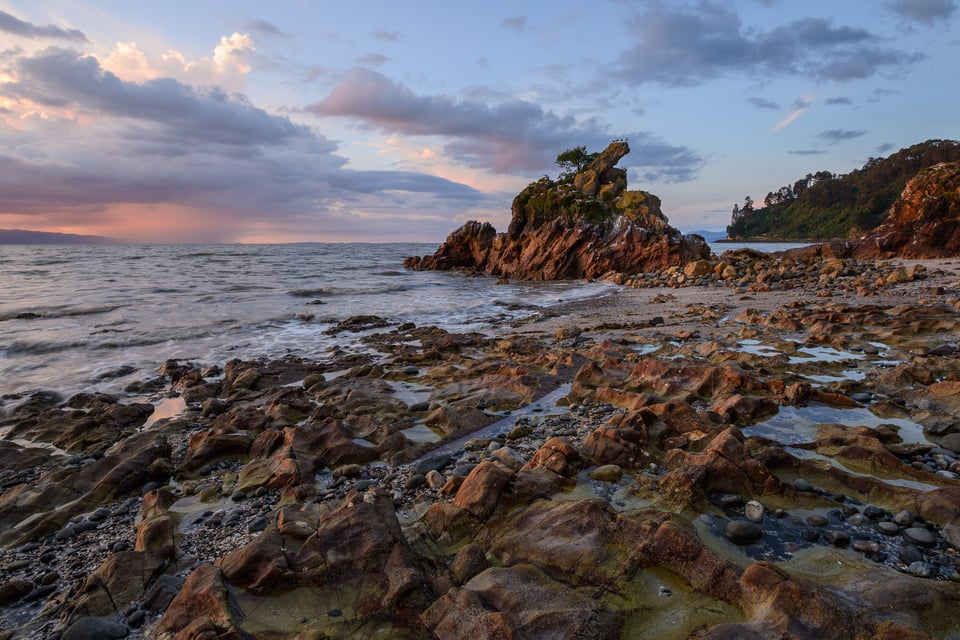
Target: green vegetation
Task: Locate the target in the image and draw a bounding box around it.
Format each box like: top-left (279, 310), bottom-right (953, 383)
top-left (555, 146), bottom-right (599, 180)
top-left (726, 139), bottom-right (960, 240)
top-left (511, 174), bottom-right (615, 236)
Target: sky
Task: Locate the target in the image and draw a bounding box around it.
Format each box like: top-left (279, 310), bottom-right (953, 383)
top-left (0, 1), bottom-right (957, 243)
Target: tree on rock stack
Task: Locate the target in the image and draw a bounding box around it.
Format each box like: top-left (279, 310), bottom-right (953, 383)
top-left (404, 141), bottom-right (710, 280)
top-left (555, 146), bottom-right (599, 179)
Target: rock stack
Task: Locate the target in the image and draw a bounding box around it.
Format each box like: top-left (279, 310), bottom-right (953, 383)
top-left (405, 142), bottom-right (710, 280)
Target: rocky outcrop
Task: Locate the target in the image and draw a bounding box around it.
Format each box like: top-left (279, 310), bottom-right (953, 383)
top-left (851, 162), bottom-right (960, 258)
top-left (405, 142), bottom-right (710, 279)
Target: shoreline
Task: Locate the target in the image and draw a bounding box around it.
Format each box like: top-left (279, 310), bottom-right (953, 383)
top-left (2, 255), bottom-right (960, 638)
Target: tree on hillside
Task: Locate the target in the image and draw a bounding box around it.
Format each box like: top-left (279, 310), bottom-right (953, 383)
top-left (555, 146), bottom-right (598, 179)
top-left (722, 139), bottom-right (960, 240)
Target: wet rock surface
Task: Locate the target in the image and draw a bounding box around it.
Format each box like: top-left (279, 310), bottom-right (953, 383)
top-left (1, 260), bottom-right (960, 638)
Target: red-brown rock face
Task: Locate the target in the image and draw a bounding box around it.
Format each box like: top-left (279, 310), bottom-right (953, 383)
top-left (405, 142), bottom-right (710, 279)
top-left (852, 162), bottom-right (960, 258)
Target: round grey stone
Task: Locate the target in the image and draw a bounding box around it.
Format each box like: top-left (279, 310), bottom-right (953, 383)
top-left (941, 433), bottom-right (960, 454)
top-left (806, 515), bottom-right (829, 527)
top-left (893, 510), bottom-right (914, 527)
top-left (903, 527), bottom-right (937, 548)
top-left (823, 530), bottom-right (851, 547)
top-left (863, 506), bottom-right (885, 520)
top-left (899, 545), bottom-right (924, 565)
top-left (724, 520), bottom-right (763, 545)
top-left (415, 454), bottom-right (452, 476)
top-left (877, 521), bottom-right (901, 536)
top-left (61, 616), bottom-right (129, 640)
top-left (793, 478), bottom-right (814, 492)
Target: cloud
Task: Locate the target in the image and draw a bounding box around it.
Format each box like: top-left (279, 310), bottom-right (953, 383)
top-left (0, 48), bottom-right (487, 241)
top-left (98, 34), bottom-right (256, 91)
top-left (373, 29), bottom-right (403, 42)
top-left (825, 96), bottom-right (852, 105)
top-left (356, 53), bottom-right (390, 67)
top-left (789, 149), bottom-right (828, 155)
top-left (306, 68), bottom-right (703, 182)
top-left (615, 3), bottom-right (923, 86)
top-left (243, 18), bottom-right (288, 38)
top-left (772, 96), bottom-right (812, 131)
top-left (875, 142), bottom-right (897, 154)
top-left (6, 47), bottom-right (304, 146)
top-left (818, 128), bottom-right (867, 143)
top-left (748, 97), bottom-right (779, 109)
top-left (501, 16), bottom-right (528, 32)
top-left (0, 10), bottom-right (88, 42)
top-left (887, 0), bottom-right (957, 24)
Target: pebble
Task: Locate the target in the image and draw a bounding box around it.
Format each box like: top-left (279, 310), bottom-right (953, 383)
top-left (744, 500), bottom-right (765, 523)
top-left (899, 545), bottom-right (924, 565)
top-left (893, 510), bottom-right (914, 527)
top-left (902, 527), bottom-right (937, 548)
top-left (877, 521), bottom-right (901, 536)
top-left (823, 530), bottom-right (851, 547)
top-left (863, 506), bottom-right (886, 520)
top-left (806, 515), bottom-right (828, 527)
top-left (61, 616), bottom-right (129, 640)
top-left (905, 562), bottom-right (937, 579)
top-left (425, 470), bottom-right (445, 489)
top-left (852, 541), bottom-right (880, 555)
top-left (588, 464), bottom-right (623, 483)
top-left (415, 454), bottom-right (452, 476)
top-left (724, 520), bottom-right (763, 545)
top-left (793, 478), bottom-right (815, 492)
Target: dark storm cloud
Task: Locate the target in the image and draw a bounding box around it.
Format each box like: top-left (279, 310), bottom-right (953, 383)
top-left (306, 68), bottom-right (703, 182)
top-left (0, 10), bottom-right (88, 42)
top-left (615, 3), bottom-right (923, 86)
top-left (818, 129), bottom-right (867, 143)
top-left (888, 0), bottom-right (957, 24)
top-left (748, 97), bottom-right (779, 109)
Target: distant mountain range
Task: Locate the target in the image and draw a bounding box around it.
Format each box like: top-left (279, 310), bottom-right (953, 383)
top-left (0, 229), bottom-right (118, 245)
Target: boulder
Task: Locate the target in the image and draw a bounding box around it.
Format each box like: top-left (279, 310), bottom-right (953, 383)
top-left (852, 162), bottom-right (960, 258)
top-left (422, 564), bottom-right (620, 639)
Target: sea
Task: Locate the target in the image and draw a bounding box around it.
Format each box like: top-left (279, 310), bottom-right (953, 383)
top-left (0, 241), bottom-right (809, 402)
top-left (0, 243), bottom-right (620, 400)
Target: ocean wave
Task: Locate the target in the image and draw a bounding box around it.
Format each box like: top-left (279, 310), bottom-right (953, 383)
top-left (3, 339), bottom-right (89, 356)
top-left (0, 305), bottom-right (123, 322)
top-left (287, 283), bottom-right (411, 298)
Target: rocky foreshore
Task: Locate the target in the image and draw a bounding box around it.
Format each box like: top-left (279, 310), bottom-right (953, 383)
top-left (2, 256), bottom-right (960, 639)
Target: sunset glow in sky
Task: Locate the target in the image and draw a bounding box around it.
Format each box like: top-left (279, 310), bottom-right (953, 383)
top-left (1, 1), bottom-right (957, 242)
